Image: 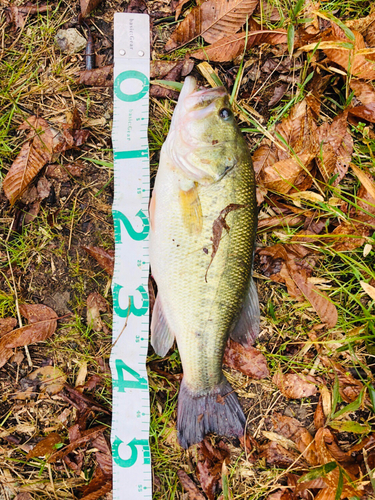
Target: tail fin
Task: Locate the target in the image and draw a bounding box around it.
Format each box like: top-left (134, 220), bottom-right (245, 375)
top-left (177, 378), bottom-right (245, 449)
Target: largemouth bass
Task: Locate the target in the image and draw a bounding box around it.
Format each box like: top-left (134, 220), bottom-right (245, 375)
top-left (149, 77), bottom-right (259, 449)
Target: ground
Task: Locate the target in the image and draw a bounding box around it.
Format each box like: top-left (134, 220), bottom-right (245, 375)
top-left (0, 0), bottom-right (375, 499)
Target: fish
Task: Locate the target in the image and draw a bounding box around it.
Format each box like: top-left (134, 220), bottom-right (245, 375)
top-left (149, 76), bottom-right (259, 449)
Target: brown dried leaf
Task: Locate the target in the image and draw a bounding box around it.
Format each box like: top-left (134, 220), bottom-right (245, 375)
top-left (150, 59), bottom-right (194, 78)
top-left (80, 0), bottom-right (102, 17)
top-left (177, 470), bottom-right (206, 500)
top-left (0, 318), bottom-right (17, 337)
top-left (80, 466), bottom-right (112, 500)
top-left (27, 432), bottom-right (63, 458)
top-left (273, 371), bottom-right (318, 399)
top-left (197, 439), bottom-right (230, 500)
top-left (18, 366), bottom-right (67, 397)
top-left (350, 80), bottom-right (375, 103)
top-left (166, 0), bottom-right (259, 51)
top-left (314, 395), bottom-right (326, 430)
top-left (259, 441), bottom-right (305, 468)
top-left (48, 425), bottom-right (106, 463)
top-left (261, 154), bottom-right (315, 194)
top-left (331, 222), bottom-right (370, 251)
top-left (6, 304), bottom-right (57, 348)
top-left (223, 339), bottom-right (269, 379)
top-left (191, 29), bottom-right (287, 62)
top-left (5, 4), bottom-right (51, 29)
top-left (3, 117), bottom-right (65, 205)
top-left (87, 292), bottom-right (108, 333)
top-left (82, 245), bottom-right (114, 276)
top-left (258, 244), bottom-right (338, 327)
top-left (270, 413), bottom-right (318, 466)
top-left (266, 490), bottom-right (293, 500)
top-left (79, 65), bottom-right (113, 87)
top-left (315, 428), bottom-right (363, 497)
top-left (314, 111), bottom-right (353, 185)
top-left (268, 84), bottom-right (288, 107)
top-left (323, 25), bottom-right (375, 80)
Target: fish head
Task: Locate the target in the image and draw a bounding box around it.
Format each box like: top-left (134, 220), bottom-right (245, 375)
top-left (164, 76), bottom-right (246, 184)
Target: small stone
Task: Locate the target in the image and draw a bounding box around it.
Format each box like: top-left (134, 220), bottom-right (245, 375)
top-left (55, 28), bottom-right (87, 55)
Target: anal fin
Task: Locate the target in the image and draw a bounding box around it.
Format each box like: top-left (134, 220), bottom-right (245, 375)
top-left (151, 295), bottom-right (175, 356)
top-left (230, 278), bottom-right (260, 346)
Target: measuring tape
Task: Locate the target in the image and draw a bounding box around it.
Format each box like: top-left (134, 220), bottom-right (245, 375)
top-left (110, 13), bottom-right (151, 499)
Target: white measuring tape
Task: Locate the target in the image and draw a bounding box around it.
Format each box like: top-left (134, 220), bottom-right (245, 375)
top-left (110, 13), bottom-right (152, 499)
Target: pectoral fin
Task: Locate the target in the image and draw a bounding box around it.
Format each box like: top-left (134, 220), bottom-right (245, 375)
top-left (151, 295), bottom-right (175, 357)
top-left (230, 278), bottom-right (260, 346)
top-left (179, 183), bottom-right (203, 235)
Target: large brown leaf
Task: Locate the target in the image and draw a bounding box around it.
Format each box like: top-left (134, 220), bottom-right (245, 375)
top-left (177, 470), bottom-right (206, 500)
top-left (7, 304), bottom-right (58, 347)
top-left (314, 111), bottom-right (353, 185)
top-left (258, 244), bottom-right (338, 327)
top-left (3, 117), bottom-right (64, 205)
top-left (196, 439), bottom-right (230, 500)
top-left (223, 339), bottom-right (269, 379)
top-left (270, 413), bottom-right (318, 466)
top-left (253, 99), bottom-right (319, 195)
top-left (323, 24), bottom-right (375, 80)
top-left (165, 0), bottom-right (259, 51)
top-left (273, 371), bottom-right (318, 400)
top-left (191, 29), bottom-right (287, 62)
top-left (0, 305), bottom-right (57, 368)
top-left (82, 245), bottom-right (114, 276)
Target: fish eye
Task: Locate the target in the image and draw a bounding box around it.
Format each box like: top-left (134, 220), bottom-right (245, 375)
top-left (219, 108), bottom-right (231, 119)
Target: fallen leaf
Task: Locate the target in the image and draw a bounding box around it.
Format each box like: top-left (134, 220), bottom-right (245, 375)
top-left (191, 29), bottom-right (287, 62)
top-left (266, 489), bottom-right (293, 500)
top-left (361, 281), bottom-right (375, 301)
top-left (27, 432), bottom-right (63, 458)
top-left (82, 245), bottom-right (114, 275)
top-left (314, 110), bottom-right (353, 185)
top-left (197, 439), bottom-right (230, 500)
top-left (87, 292), bottom-right (108, 333)
top-left (37, 177), bottom-right (51, 200)
top-left (80, 466), bottom-right (112, 500)
top-left (17, 366), bottom-right (67, 397)
top-left (258, 244), bottom-right (338, 327)
top-left (323, 24), bottom-right (375, 80)
top-left (150, 60), bottom-right (188, 99)
top-left (261, 154), bottom-right (316, 194)
top-left (330, 222), bottom-right (370, 251)
top-left (3, 117), bottom-right (66, 205)
top-left (270, 413), bottom-right (318, 466)
top-left (75, 361), bottom-right (88, 388)
top-left (322, 359), bottom-right (364, 404)
top-left (315, 427), bottom-right (363, 497)
top-left (0, 318), bottom-right (17, 337)
top-left (177, 470), bottom-right (206, 500)
top-left (6, 304), bottom-right (58, 348)
top-left (150, 59), bottom-right (194, 79)
top-left (166, 0), bottom-right (259, 51)
top-left (48, 425), bottom-right (106, 463)
top-left (351, 163), bottom-right (375, 201)
top-left (268, 84), bottom-right (288, 107)
top-left (273, 371), bottom-right (318, 399)
top-left (314, 395), bottom-right (326, 430)
top-left (223, 339), bottom-right (269, 379)
top-left (259, 441), bottom-right (305, 468)
top-left (80, 0), bottom-right (102, 17)
top-left (4, 4), bottom-right (51, 30)
top-left (79, 65), bottom-right (113, 87)
top-left (257, 214), bottom-right (305, 230)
